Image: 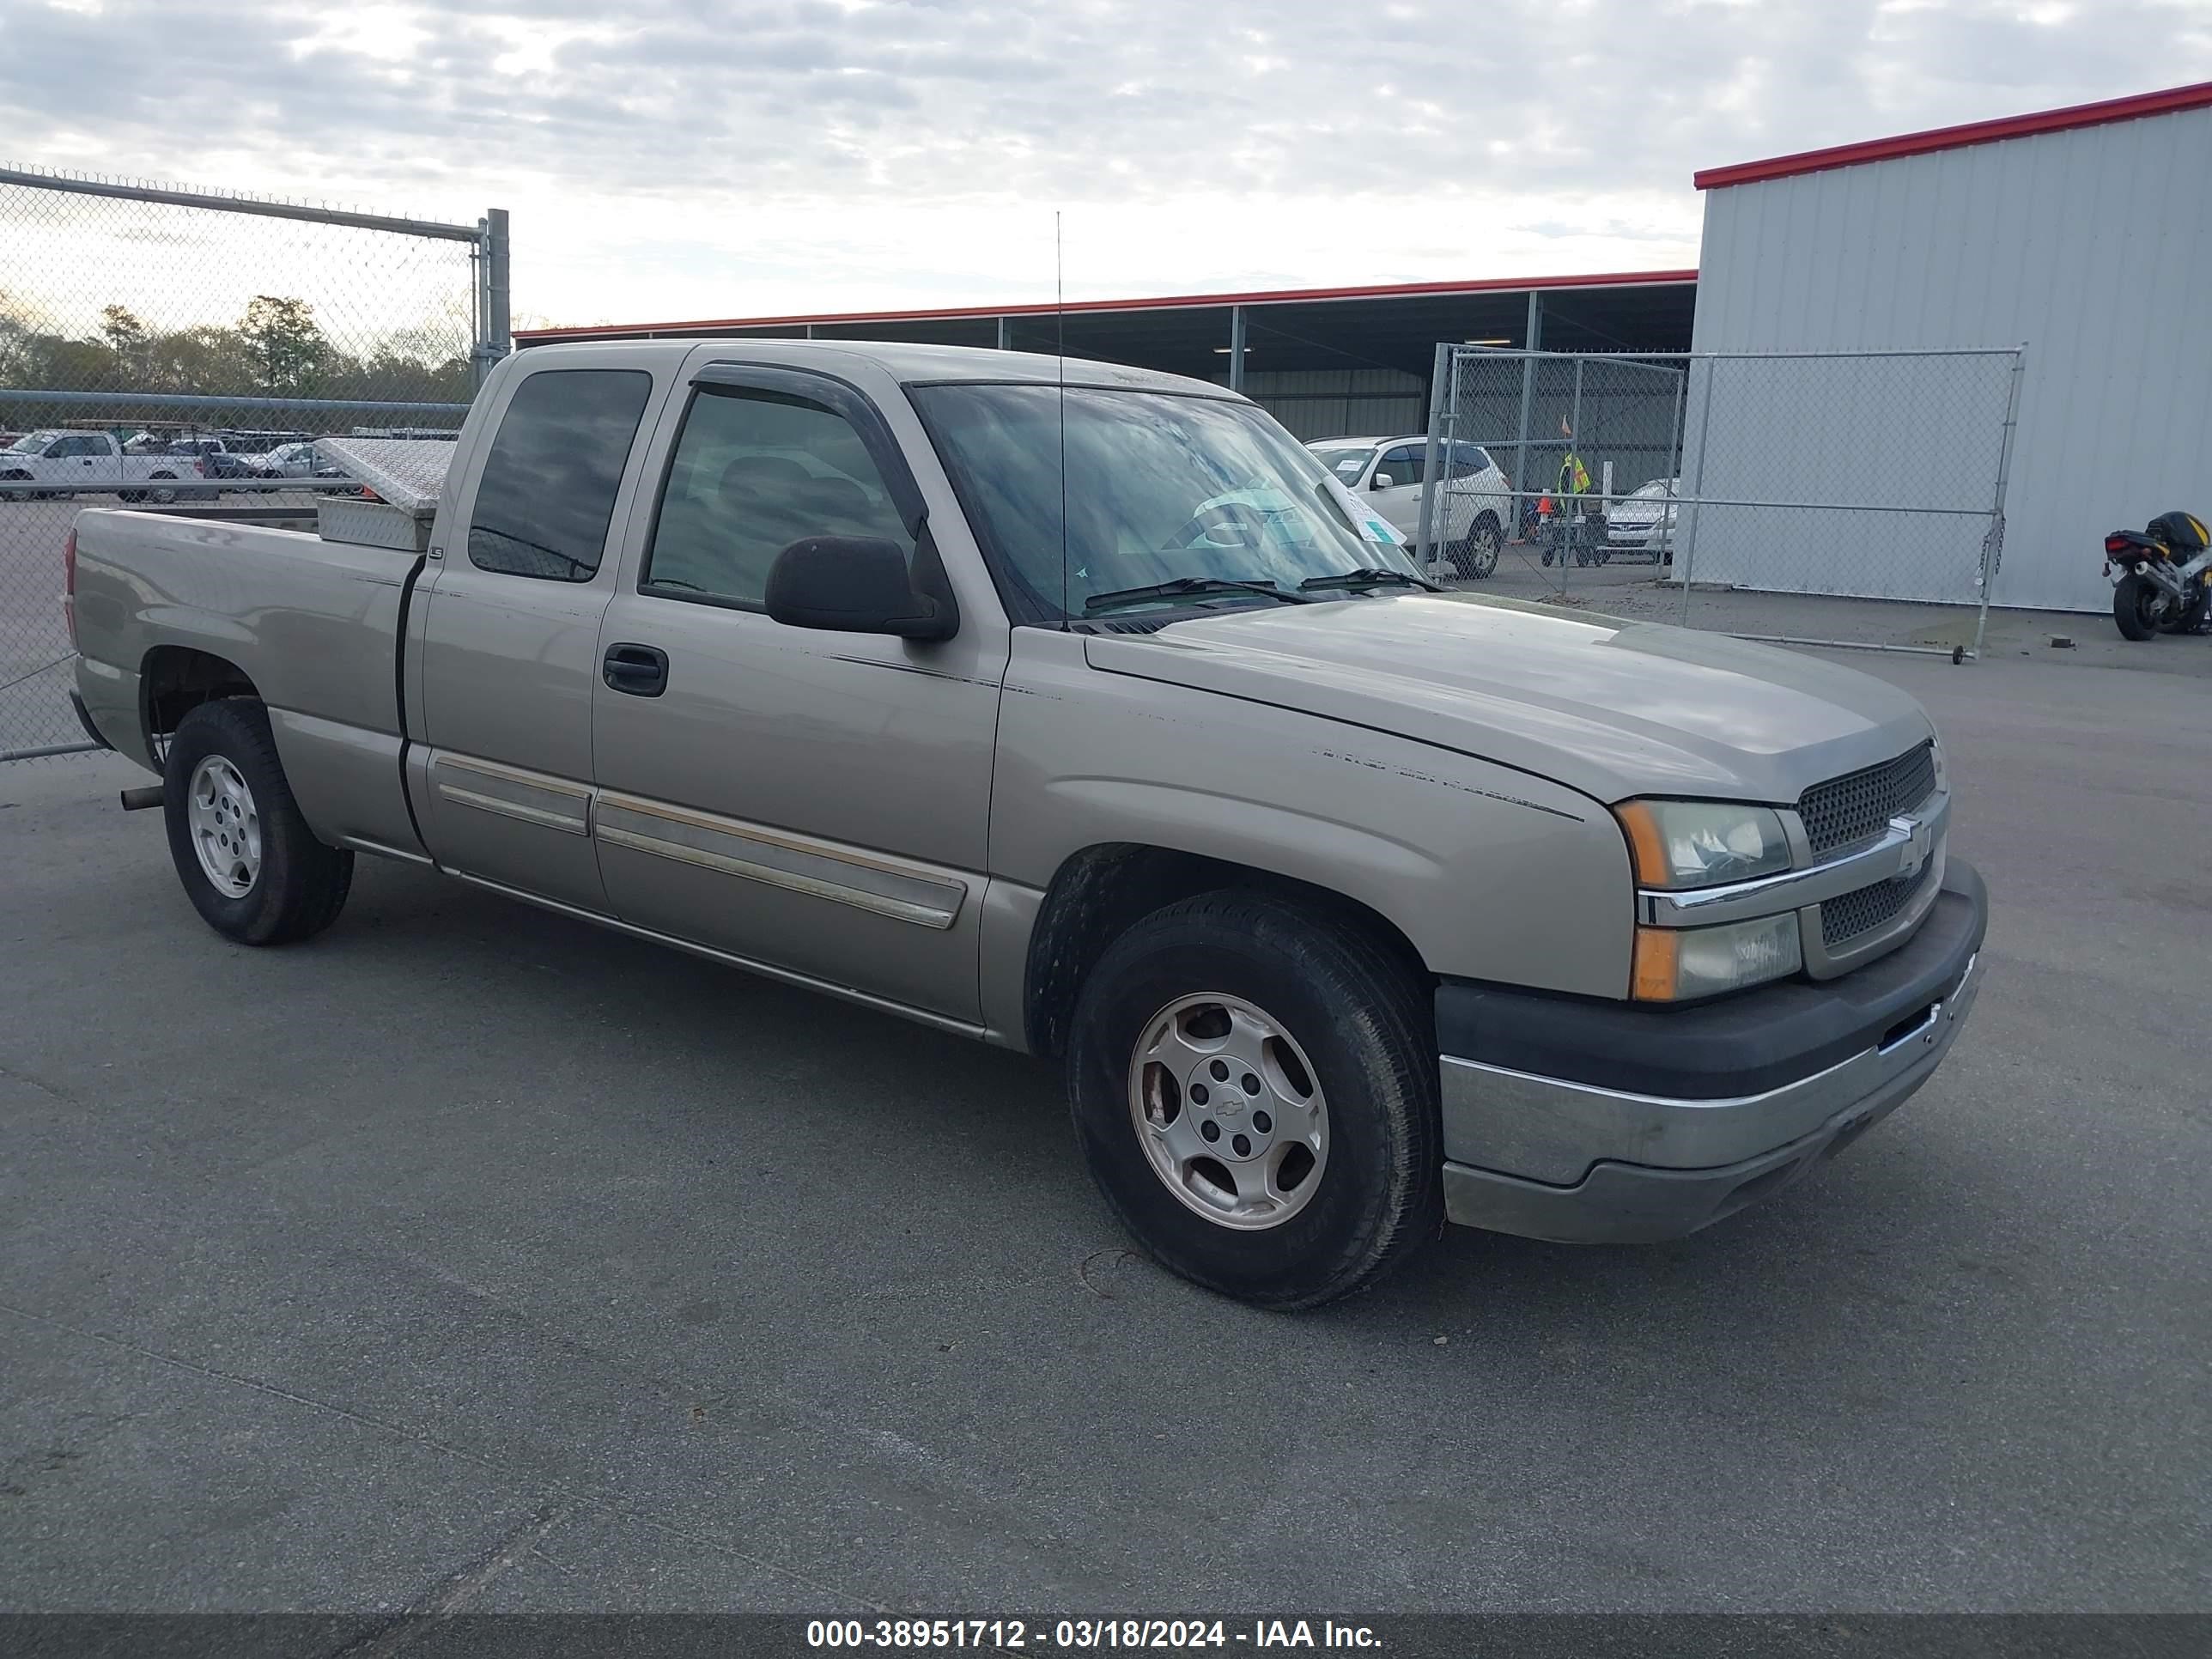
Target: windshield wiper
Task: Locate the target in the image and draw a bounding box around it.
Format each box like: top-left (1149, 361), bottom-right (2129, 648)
top-left (1297, 567), bottom-right (1442, 594)
top-left (1083, 576), bottom-right (1314, 614)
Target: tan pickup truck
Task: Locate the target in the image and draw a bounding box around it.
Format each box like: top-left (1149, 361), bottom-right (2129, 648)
top-left (65, 340), bottom-right (1985, 1308)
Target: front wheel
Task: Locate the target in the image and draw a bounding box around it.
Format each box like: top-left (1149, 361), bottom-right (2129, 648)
top-left (1066, 892), bottom-right (1443, 1310)
top-left (2113, 573), bottom-right (2167, 641)
top-left (1450, 514), bottom-right (1502, 580)
top-left (162, 699), bottom-right (354, 945)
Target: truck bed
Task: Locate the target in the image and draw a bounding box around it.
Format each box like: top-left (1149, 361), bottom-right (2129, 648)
top-left (70, 505), bottom-right (428, 859)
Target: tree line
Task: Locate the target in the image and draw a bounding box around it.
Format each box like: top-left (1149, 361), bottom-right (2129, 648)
top-left (0, 294), bottom-right (475, 408)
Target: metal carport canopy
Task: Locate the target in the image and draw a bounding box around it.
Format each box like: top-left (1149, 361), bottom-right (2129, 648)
top-left (514, 270), bottom-right (1698, 380)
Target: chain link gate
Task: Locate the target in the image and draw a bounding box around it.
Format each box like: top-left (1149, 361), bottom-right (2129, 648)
top-left (1, 167), bottom-right (509, 761)
top-left (1423, 344), bottom-right (2026, 659)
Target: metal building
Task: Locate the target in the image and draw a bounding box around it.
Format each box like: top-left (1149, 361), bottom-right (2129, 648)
top-left (1690, 82), bottom-right (2212, 613)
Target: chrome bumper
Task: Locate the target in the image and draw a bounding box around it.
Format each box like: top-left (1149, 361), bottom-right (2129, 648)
top-left (1437, 944), bottom-right (1984, 1245)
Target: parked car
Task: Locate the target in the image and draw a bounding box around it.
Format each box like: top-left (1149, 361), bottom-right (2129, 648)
top-left (1305, 435), bottom-right (1510, 579)
top-left (68, 339), bottom-right (1985, 1310)
top-left (167, 439), bottom-right (258, 483)
top-left (258, 441), bottom-right (319, 478)
top-left (256, 441), bottom-right (352, 490)
top-left (1607, 476), bottom-right (1680, 562)
top-left (1, 429), bottom-right (196, 501)
top-left (148, 439), bottom-right (238, 500)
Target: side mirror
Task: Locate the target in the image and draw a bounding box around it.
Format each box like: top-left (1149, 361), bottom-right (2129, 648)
top-left (764, 536), bottom-right (956, 641)
top-left (1370, 472), bottom-right (1395, 490)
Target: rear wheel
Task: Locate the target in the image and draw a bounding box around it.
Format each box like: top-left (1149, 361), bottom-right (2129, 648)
top-left (147, 471), bottom-right (179, 506)
top-left (162, 699), bottom-right (353, 945)
top-left (1450, 514), bottom-right (1502, 580)
top-left (2158, 585), bottom-right (2209, 635)
top-left (1066, 892), bottom-right (1443, 1310)
top-left (2113, 574), bottom-right (2167, 641)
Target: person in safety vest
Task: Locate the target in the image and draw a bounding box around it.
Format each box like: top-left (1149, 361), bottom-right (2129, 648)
top-left (1556, 449), bottom-right (1591, 512)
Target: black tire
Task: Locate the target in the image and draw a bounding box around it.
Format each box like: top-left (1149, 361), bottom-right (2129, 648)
top-left (1449, 514), bottom-right (1503, 580)
top-left (2112, 574), bottom-right (2165, 641)
top-left (1066, 892), bottom-right (1443, 1310)
top-left (147, 471), bottom-right (179, 506)
top-left (162, 699), bottom-right (353, 945)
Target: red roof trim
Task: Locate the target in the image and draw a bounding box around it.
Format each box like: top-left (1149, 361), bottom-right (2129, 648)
top-left (514, 268), bottom-right (1698, 342)
top-left (1695, 80), bottom-right (2212, 191)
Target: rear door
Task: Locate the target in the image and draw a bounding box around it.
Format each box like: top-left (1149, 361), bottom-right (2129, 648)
top-left (587, 356), bottom-right (1006, 1022)
top-left (1443, 442), bottom-right (1504, 540)
top-left (407, 349), bottom-right (673, 911)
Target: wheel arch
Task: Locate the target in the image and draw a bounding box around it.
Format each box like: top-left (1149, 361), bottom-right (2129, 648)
top-left (140, 645), bottom-right (263, 765)
top-left (1022, 841), bottom-right (1431, 1062)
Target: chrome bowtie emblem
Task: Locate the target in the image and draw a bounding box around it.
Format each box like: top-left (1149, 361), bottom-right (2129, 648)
top-left (1893, 815), bottom-right (1931, 881)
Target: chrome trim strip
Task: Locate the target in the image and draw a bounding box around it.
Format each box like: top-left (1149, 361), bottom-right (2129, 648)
top-left (436, 784), bottom-right (589, 834)
top-left (446, 871), bottom-right (988, 1041)
top-left (1639, 789), bottom-right (1949, 927)
top-left (592, 794), bottom-right (967, 931)
top-left (430, 753), bottom-right (592, 836)
top-left (1437, 952), bottom-right (1981, 1182)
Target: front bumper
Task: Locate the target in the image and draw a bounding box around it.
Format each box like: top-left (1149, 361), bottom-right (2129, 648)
top-left (1435, 860), bottom-right (1988, 1243)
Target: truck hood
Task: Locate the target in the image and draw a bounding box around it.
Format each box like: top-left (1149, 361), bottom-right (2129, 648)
top-left (1083, 592), bottom-right (1936, 805)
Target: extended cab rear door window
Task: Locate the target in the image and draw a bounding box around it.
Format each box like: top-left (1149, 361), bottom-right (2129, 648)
top-left (641, 385), bottom-right (913, 609)
top-left (466, 368), bottom-right (653, 580)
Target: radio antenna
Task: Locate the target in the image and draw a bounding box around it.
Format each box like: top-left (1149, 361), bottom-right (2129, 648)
top-left (1056, 210), bottom-right (1068, 629)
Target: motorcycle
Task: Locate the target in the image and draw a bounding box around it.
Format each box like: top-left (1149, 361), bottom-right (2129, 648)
top-left (2104, 510), bottom-right (2211, 641)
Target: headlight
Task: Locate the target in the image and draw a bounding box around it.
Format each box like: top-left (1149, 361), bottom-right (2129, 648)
top-left (1633, 913), bottom-right (1802, 1001)
top-left (1613, 799), bottom-right (1791, 889)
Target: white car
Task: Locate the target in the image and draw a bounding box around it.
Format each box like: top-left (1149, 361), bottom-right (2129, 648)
top-left (1305, 435), bottom-right (1511, 579)
top-left (1607, 476), bottom-right (1680, 562)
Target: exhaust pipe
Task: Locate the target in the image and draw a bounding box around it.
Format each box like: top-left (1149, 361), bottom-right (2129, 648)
top-left (118, 784), bottom-right (164, 811)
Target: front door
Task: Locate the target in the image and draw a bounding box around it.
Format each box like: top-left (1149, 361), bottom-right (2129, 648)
top-left (589, 362), bottom-right (1003, 1023)
top-left (1369, 443), bottom-right (1428, 544)
top-left (410, 356), bottom-right (663, 911)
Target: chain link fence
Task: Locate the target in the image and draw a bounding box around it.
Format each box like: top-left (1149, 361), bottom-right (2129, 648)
top-left (1422, 344), bottom-right (2026, 659)
top-left (1, 167), bottom-right (507, 760)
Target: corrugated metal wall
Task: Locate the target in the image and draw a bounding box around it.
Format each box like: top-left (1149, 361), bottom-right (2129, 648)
top-left (1223, 369), bottom-right (1425, 442)
top-left (1691, 103), bottom-right (2212, 612)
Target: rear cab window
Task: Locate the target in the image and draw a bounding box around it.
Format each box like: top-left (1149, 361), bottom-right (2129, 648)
top-left (466, 368), bottom-right (653, 580)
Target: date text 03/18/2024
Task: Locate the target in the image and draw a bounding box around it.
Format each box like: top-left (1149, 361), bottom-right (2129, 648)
top-left (805, 1619), bottom-right (1382, 1650)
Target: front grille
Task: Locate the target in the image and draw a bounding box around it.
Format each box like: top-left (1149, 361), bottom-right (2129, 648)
top-left (1797, 742), bottom-right (1937, 858)
top-left (1820, 859), bottom-right (1936, 948)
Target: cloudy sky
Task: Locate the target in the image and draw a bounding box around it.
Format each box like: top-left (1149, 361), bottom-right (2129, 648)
top-left (4, 0), bottom-right (2211, 333)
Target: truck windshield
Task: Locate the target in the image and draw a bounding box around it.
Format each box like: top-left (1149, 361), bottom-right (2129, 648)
top-left (912, 384), bottom-right (1418, 620)
top-left (3, 431), bottom-right (58, 454)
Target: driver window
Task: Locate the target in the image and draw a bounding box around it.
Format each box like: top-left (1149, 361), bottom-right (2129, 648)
top-left (1377, 446), bottom-right (1424, 487)
top-left (644, 386), bottom-right (913, 610)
